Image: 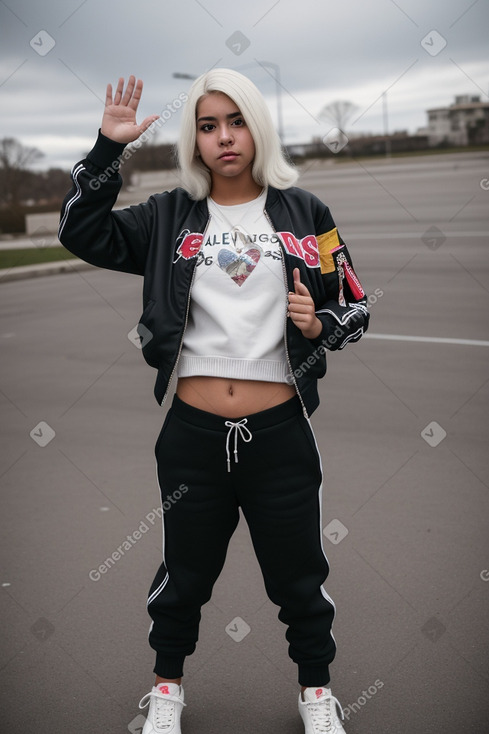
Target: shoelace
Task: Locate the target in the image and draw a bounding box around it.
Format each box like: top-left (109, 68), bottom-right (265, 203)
top-left (224, 418), bottom-right (253, 472)
top-left (139, 689), bottom-right (186, 730)
top-left (302, 691), bottom-right (344, 733)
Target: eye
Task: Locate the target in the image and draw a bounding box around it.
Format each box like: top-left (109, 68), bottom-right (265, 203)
top-left (199, 123), bottom-right (215, 132)
top-left (232, 118), bottom-right (244, 127)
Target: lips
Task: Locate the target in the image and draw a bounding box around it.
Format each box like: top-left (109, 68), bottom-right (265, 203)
top-left (219, 151), bottom-right (239, 160)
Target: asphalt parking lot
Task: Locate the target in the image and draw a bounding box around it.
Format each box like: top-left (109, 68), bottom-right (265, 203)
top-left (1, 151), bottom-right (488, 733)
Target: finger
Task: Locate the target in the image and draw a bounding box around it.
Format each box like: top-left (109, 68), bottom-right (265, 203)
top-left (105, 83), bottom-right (113, 107)
top-left (292, 268), bottom-right (309, 295)
top-left (290, 268), bottom-right (311, 297)
top-left (113, 77), bottom-right (124, 105)
top-left (121, 75), bottom-right (136, 106)
top-left (288, 292), bottom-right (312, 304)
top-left (128, 79), bottom-right (144, 110)
top-left (288, 312), bottom-right (310, 328)
top-left (287, 297), bottom-right (314, 313)
top-left (290, 313), bottom-right (315, 329)
top-left (139, 114), bottom-right (160, 133)
top-left (288, 301), bottom-right (313, 314)
top-left (294, 281), bottom-right (310, 297)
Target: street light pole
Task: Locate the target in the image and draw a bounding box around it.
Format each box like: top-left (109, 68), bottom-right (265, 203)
top-left (383, 92), bottom-right (391, 158)
top-left (172, 73), bottom-right (197, 80)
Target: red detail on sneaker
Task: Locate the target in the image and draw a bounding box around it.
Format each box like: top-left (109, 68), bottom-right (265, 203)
top-left (158, 685), bottom-right (170, 694)
top-left (315, 688), bottom-right (324, 699)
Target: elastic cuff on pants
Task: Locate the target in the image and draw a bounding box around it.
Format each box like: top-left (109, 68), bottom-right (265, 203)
top-left (298, 664), bottom-right (331, 688)
top-left (154, 654), bottom-right (185, 680)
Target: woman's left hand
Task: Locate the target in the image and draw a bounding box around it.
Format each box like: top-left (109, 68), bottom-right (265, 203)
top-left (287, 268), bottom-right (322, 340)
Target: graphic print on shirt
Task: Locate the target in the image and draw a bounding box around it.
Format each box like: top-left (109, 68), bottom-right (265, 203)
top-left (173, 226), bottom-right (343, 274)
top-left (174, 230), bottom-right (204, 262)
top-left (217, 247), bottom-right (261, 286)
top-left (195, 228), bottom-right (282, 287)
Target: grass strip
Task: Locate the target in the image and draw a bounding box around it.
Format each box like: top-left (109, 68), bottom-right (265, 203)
top-left (0, 246), bottom-right (77, 270)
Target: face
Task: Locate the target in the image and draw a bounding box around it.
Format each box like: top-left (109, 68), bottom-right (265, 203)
top-left (195, 92), bottom-right (256, 184)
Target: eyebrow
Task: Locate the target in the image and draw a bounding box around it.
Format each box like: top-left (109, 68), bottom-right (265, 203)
top-left (196, 111), bottom-right (242, 123)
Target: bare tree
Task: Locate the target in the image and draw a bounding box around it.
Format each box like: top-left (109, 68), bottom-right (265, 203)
top-left (318, 100), bottom-right (358, 131)
top-left (0, 138), bottom-right (44, 206)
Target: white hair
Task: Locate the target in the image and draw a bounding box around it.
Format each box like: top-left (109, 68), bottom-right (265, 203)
top-left (177, 68), bottom-right (298, 200)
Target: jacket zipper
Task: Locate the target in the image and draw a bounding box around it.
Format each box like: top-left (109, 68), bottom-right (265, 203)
top-left (161, 214), bottom-right (211, 406)
top-left (264, 207), bottom-right (309, 418)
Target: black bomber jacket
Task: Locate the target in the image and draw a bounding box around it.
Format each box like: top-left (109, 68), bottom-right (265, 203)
top-left (59, 132), bottom-right (370, 417)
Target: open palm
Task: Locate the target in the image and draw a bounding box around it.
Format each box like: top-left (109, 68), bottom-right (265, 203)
top-left (101, 76), bottom-right (159, 144)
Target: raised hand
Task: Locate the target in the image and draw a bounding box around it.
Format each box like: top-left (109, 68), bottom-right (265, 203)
top-left (288, 268), bottom-right (322, 340)
top-left (101, 76), bottom-right (160, 144)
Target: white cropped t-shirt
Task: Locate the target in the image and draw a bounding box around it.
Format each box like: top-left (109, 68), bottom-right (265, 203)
top-left (177, 189), bottom-right (289, 383)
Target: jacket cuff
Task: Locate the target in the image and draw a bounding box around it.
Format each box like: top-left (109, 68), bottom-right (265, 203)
top-left (311, 300), bottom-right (370, 351)
top-left (309, 318), bottom-right (330, 347)
top-left (86, 130), bottom-right (127, 172)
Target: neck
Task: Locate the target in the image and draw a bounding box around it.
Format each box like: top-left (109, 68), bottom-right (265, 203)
top-left (210, 172), bottom-right (262, 205)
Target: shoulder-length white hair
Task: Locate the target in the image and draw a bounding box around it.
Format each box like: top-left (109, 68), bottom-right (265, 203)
top-left (177, 68), bottom-right (298, 200)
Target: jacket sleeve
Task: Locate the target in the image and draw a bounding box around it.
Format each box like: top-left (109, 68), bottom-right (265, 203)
top-left (310, 199), bottom-right (370, 351)
top-left (58, 131), bottom-right (155, 276)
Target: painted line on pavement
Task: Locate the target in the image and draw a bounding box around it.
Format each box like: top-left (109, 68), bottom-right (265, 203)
top-left (365, 333), bottom-right (489, 347)
top-left (344, 232), bottom-right (489, 240)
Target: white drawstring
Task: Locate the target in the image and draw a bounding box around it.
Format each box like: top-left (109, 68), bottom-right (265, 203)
top-left (224, 419), bottom-right (253, 472)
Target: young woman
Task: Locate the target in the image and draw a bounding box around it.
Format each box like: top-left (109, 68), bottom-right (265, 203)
top-left (59, 69), bottom-right (370, 734)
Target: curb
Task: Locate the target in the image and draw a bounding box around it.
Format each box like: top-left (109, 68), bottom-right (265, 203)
top-left (0, 259), bottom-right (96, 284)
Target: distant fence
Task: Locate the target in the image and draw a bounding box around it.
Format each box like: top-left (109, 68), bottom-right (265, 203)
top-left (25, 212), bottom-right (60, 236)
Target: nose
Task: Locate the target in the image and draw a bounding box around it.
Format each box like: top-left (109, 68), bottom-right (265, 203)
top-left (218, 125), bottom-right (234, 145)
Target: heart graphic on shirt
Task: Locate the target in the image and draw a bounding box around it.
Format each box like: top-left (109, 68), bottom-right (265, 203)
top-left (217, 247), bottom-right (261, 286)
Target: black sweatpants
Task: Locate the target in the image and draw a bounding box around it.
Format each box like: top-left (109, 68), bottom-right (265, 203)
top-left (147, 393), bottom-right (337, 687)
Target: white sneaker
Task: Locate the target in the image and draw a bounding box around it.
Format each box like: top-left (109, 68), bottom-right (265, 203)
top-left (138, 682), bottom-right (186, 734)
top-left (299, 686), bottom-right (346, 734)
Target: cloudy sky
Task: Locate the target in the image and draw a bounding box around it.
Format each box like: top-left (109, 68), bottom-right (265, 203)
top-left (1, 0), bottom-right (488, 170)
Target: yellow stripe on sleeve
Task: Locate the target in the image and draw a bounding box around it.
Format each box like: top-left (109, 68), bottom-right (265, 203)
top-left (317, 228), bottom-right (341, 274)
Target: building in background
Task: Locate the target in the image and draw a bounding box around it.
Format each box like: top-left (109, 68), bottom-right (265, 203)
top-left (426, 95), bottom-right (489, 146)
